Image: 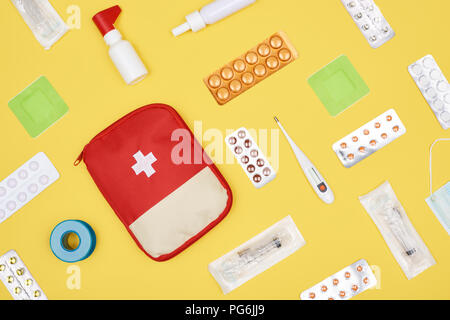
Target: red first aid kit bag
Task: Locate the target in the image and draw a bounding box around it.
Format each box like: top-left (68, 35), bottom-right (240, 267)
top-left (75, 103), bottom-right (233, 261)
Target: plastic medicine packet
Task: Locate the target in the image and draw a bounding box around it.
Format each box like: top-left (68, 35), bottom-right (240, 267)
top-left (209, 216), bottom-right (305, 294)
top-left (11, 0), bottom-right (68, 50)
top-left (359, 182), bottom-right (436, 280)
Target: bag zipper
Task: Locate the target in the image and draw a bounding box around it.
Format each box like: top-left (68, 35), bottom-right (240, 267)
top-left (73, 105), bottom-right (157, 166)
top-left (74, 150), bottom-right (84, 166)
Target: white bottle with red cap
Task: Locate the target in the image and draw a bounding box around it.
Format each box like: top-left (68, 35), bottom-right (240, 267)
top-left (93, 5), bottom-right (148, 85)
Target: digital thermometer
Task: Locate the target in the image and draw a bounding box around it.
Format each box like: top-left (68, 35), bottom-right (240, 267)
top-left (274, 117), bottom-right (334, 204)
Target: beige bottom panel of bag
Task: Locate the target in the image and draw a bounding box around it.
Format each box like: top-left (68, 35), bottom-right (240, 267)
top-left (129, 167), bottom-right (229, 259)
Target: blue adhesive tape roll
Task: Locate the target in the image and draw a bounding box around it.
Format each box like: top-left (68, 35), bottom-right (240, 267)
top-left (50, 220), bottom-right (96, 263)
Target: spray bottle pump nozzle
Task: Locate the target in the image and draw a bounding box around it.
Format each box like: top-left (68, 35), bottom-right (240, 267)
top-left (93, 5), bottom-right (122, 36)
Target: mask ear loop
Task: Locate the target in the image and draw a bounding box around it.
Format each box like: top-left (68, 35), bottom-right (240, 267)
top-left (429, 139), bottom-right (450, 199)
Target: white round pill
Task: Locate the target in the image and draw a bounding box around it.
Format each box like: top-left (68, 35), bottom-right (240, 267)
top-left (430, 69), bottom-right (441, 80)
top-left (29, 161), bottom-right (39, 171)
top-left (17, 193), bottom-right (27, 203)
top-left (39, 175), bottom-right (49, 185)
top-left (418, 76), bottom-right (430, 87)
top-left (440, 111), bottom-right (450, 122)
top-left (426, 87), bottom-right (437, 99)
top-left (6, 201), bottom-right (16, 211)
top-left (18, 170), bottom-right (28, 180)
top-left (7, 179), bottom-right (17, 189)
top-left (444, 94), bottom-right (450, 104)
top-left (411, 64), bottom-right (422, 75)
top-left (0, 209), bottom-right (5, 219)
top-left (437, 81), bottom-right (449, 92)
top-left (28, 184), bottom-right (38, 194)
top-left (423, 57), bottom-right (434, 68)
top-left (432, 100), bottom-right (445, 111)
top-left (0, 187), bottom-right (6, 197)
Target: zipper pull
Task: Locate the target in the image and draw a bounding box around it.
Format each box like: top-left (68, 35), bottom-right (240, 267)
top-left (74, 150), bottom-right (84, 166)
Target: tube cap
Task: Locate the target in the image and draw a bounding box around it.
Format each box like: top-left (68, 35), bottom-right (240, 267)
top-left (172, 11), bottom-right (206, 37)
top-left (172, 22), bottom-right (191, 37)
top-left (93, 5), bottom-right (122, 36)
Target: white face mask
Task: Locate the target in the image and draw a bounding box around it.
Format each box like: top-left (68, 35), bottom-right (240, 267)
top-left (426, 139), bottom-right (450, 235)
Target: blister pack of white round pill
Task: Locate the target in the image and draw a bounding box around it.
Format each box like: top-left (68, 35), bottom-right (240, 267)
top-left (226, 128), bottom-right (276, 188)
top-left (408, 55), bottom-right (450, 130)
top-left (300, 259), bottom-right (377, 300)
top-left (0, 152), bottom-right (60, 224)
top-left (0, 250), bottom-right (47, 300)
top-left (341, 0), bottom-right (395, 48)
top-left (332, 109), bottom-right (406, 168)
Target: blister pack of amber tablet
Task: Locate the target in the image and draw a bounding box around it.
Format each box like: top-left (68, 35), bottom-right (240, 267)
top-left (0, 250), bottom-right (47, 300)
top-left (300, 259), bottom-right (377, 300)
top-left (204, 31), bottom-right (298, 105)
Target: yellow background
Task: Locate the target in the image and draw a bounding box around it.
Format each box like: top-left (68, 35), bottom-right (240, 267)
top-left (0, 0), bottom-right (449, 300)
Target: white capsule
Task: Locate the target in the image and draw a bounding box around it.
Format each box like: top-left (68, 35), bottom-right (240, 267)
top-left (426, 87), bottom-right (437, 99)
top-left (39, 175), bottom-right (49, 185)
top-left (432, 100), bottom-right (445, 111)
top-left (7, 179), bottom-right (18, 189)
top-left (18, 170), bottom-right (28, 180)
top-left (29, 161), bottom-right (39, 171)
top-left (28, 184), bottom-right (38, 194)
top-left (437, 81), bottom-right (449, 92)
top-left (17, 192), bottom-right (27, 203)
top-left (430, 69), bottom-right (441, 80)
top-left (7, 201), bottom-right (16, 211)
top-left (444, 94), bottom-right (450, 104)
top-left (440, 111), bottom-right (450, 122)
top-left (423, 57), bottom-right (434, 68)
top-left (411, 64), bottom-right (423, 75)
top-left (0, 186), bottom-right (6, 197)
top-left (418, 76), bottom-right (430, 87)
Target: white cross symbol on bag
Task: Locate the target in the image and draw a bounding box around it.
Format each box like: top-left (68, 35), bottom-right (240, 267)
top-left (132, 151), bottom-right (157, 178)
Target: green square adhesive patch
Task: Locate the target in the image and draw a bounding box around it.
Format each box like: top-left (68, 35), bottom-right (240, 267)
top-left (8, 76), bottom-right (68, 138)
top-left (308, 55), bottom-right (369, 117)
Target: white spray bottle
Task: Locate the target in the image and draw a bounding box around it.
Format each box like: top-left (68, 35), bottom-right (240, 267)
top-left (172, 0), bottom-right (256, 37)
top-left (93, 5), bottom-right (148, 85)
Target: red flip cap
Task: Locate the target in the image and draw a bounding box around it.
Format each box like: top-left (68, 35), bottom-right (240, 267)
top-left (93, 5), bottom-right (122, 36)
